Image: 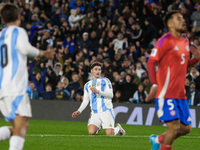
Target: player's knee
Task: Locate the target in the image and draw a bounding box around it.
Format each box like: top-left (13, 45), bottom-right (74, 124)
top-left (88, 130), bottom-right (96, 135)
top-left (184, 125), bottom-right (191, 134)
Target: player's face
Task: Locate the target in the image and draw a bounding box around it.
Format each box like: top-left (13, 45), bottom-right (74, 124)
top-left (171, 13), bottom-right (187, 33)
top-left (91, 66), bottom-right (101, 79)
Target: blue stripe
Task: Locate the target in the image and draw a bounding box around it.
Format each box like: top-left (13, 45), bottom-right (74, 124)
top-left (91, 79), bottom-right (97, 113)
top-left (0, 27), bottom-right (8, 89)
top-left (4, 95), bottom-right (24, 121)
top-left (11, 28), bottom-right (19, 80)
top-left (85, 82), bottom-right (89, 93)
top-left (101, 79), bottom-right (108, 112)
top-left (109, 109), bottom-right (115, 121)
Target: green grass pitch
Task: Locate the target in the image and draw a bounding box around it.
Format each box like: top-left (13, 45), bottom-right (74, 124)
top-left (0, 119), bottom-right (199, 150)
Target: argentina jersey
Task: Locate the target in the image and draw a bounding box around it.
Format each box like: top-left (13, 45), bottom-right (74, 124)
top-left (84, 77), bottom-right (113, 114)
top-left (0, 25), bottom-right (39, 98)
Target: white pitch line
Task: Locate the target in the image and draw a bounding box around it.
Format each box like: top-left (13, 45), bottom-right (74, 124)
top-left (26, 134), bottom-right (200, 139)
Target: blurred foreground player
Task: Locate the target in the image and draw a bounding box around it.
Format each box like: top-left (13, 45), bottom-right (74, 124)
top-left (146, 11), bottom-right (200, 150)
top-left (0, 3), bottom-right (54, 150)
top-left (72, 61), bottom-right (126, 136)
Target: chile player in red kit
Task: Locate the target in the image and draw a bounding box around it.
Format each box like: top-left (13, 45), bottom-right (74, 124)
top-left (146, 11), bottom-right (200, 150)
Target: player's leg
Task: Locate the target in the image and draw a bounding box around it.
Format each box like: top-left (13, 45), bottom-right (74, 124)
top-left (88, 124), bottom-right (99, 135)
top-left (150, 98), bottom-right (180, 150)
top-left (175, 123), bottom-right (191, 138)
top-left (175, 99), bottom-right (192, 139)
top-left (87, 113), bottom-right (101, 135)
top-left (100, 109), bottom-right (124, 136)
top-left (9, 115), bottom-right (29, 150)
top-left (0, 97), bottom-right (13, 141)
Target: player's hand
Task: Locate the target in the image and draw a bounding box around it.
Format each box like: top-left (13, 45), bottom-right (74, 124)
top-left (90, 88), bottom-right (100, 94)
top-left (145, 85), bottom-right (158, 102)
top-left (39, 47), bottom-right (55, 60)
top-left (72, 111), bottom-right (80, 118)
top-left (190, 45), bottom-right (200, 59)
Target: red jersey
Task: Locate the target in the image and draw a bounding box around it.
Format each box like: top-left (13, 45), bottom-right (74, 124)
top-left (149, 32), bottom-right (190, 99)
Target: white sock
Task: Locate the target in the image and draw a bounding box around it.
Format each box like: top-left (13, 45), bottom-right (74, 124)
top-left (114, 126), bottom-right (120, 135)
top-left (9, 136), bottom-right (25, 150)
top-left (0, 126), bottom-right (11, 141)
top-left (155, 136), bottom-right (159, 143)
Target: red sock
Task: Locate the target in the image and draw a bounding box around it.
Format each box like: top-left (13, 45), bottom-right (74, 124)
top-left (158, 133), bottom-right (165, 144)
top-left (161, 144), bottom-right (173, 150)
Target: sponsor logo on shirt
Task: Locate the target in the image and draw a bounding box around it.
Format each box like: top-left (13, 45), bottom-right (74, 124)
top-left (173, 46), bottom-right (179, 51)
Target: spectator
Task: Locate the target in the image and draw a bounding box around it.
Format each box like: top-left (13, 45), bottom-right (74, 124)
top-left (29, 61), bottom-right (48, 95)
top-left (136, 62), bottom-right (146, 79)
top-left (129, 84), bottom-right (148, 103)
top-left (62, 34), bottom-right (75, 54)
top-left (67, 72), bottom-right (83, 100)
top-left (28, 81), bottom-right (39, 100)
top-left (68, 8), bottom-right (85, 28)
top-left (186, 81), bottom-right (200, 106)
top-left (55, 81), bottom-right (70, 100)
top-left (117, 74), bottom-right (137, 102)
top-left (41, 84), bottom-right (56, 100)
top-left (112, 32), bottom-right (128, 54)
top-left (186, 66), bottom-right (200, 91)
top-left (113, 90), bottom-right (123, 103)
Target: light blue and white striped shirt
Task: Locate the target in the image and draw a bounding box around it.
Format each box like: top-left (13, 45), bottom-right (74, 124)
top-left (78, 77), bottom-right (113, 114)
top-left (0, 25), bottom-right (39, 98)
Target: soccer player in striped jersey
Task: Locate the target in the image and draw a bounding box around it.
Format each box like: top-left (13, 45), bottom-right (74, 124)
top-left (0, 3), bottom-right (54, 150)
top-left (72, 61), bottom-right (126, 136)
top-left (146, 11), bottom-right (200, 150)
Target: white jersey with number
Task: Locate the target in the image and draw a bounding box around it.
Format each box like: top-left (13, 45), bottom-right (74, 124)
top-left (0, 25), bottom-right (39, 98)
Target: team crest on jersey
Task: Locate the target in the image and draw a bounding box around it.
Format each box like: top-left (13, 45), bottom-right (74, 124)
top-left (88, 85), bottom-right (91, 88)
top-left (92, 83), bottom-right (96, 87)
top-left (185, 45), bottom-right (189, 52)
top-left (150, 48), bottom-right (157, 57)
top-left (97, 82), bottom-right (100, 86)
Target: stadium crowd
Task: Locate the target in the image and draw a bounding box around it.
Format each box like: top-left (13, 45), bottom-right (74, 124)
top-left (0, 0), bottom-right (200, 105)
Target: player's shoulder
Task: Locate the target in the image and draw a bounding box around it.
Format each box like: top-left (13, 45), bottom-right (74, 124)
top-left (156, 32), bottom-right (172, 48)
top-left (84, 80), bottom-right (92, 87)
top-left (181, 35), bottom-right (189, 42)
top-left (99, 77), bottom-right (111, 83)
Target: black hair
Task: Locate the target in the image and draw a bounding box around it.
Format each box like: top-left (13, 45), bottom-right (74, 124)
top-left (0, 3), bottom-right (19, 24)
top-left (164, 10), bottom-right (180, 30)
top-left (90, 61), bottom-right (101, 69)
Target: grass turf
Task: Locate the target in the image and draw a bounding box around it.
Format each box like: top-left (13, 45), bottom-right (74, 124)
top-left (0, 119), bottom-right (199, 150)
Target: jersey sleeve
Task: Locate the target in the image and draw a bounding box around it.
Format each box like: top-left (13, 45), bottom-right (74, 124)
top-left (77, 83), bottom-right (90, 113)
top-left (99, 78), bottom-right (113, 98)
top-left (16, 28), bottom-right (39, 57)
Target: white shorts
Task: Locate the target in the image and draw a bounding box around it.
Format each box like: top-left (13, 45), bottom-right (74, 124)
top-left (0, 93), bottom-right (32, 121)
top-left (88, 109), bottom-right (115, 129)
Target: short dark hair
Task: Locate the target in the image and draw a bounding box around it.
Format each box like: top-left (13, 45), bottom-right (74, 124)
top-left (164, 10), bottom-right (180, 30)
top-left (90, 61), bottom-right (101, 69)
top-left (0, 3), bottom-right (19, 24)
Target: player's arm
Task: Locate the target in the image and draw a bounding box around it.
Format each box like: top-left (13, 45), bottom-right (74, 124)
top-left (187, 45), bottom-right (200, 67)
top-left (16, 28), bottom-right (54, 59)
top-left (90, 79), bottom-right (113, 98)
top-left (145, 57), bottom-right (158, 102)
top-left (72, 84), bottom-right (89, 118)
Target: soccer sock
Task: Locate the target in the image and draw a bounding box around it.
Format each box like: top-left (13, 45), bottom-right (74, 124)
top-left (114, 126), bottom-right (120, 136)
top-left (161, 144), bottom-right (173, 150)
top-left (0, 126), bottom-right (11, 141)
top-left (157, 132), bottom-right (165, 144)
top-left (9, 136), bottom-right (25, 150)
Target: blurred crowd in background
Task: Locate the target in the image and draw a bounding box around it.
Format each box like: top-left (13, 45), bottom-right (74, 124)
top-left (0, 0), bottom-right (200, 106)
